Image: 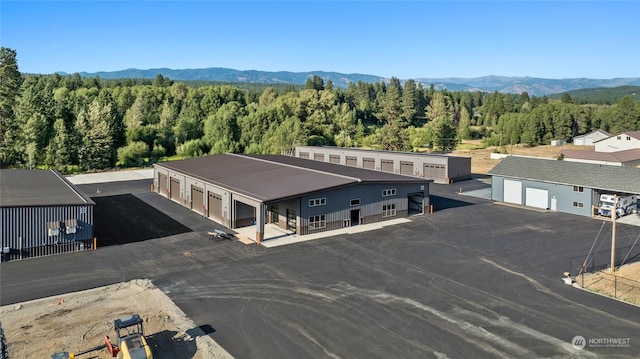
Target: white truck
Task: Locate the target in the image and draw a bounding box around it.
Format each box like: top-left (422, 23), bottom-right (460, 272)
top-left (598, 194), bottom-right (637, 218)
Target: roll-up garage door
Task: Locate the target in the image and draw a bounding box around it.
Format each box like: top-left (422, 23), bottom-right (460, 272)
top-left (424, 163), bottom-right (446, 181)
top-left (313, 153), bottom-right (325, 161)
top-left (346, 156), bottom-right (357, 167)
top-left (208, 191), bottom-right (223, 222)
top-left (525, 188), bottom-right (548, 209)
top-left (363, 157), bottom-right (375, 169)
top-left (503, 179), bottom-right (522, 204)
top-left (170, 177), bottom-right (180, 202)
top-left (400, 161), bottom-right (414, 176)
top-left (329, 155), bottom-right (340, 164)
top-left (299, 152), bottom-right (309, 159)
top-left (159, 173), bottom-right (168, 196)
top-left (191, 185), bottom-right (204, 214)
top-left (381, 159), bottom-right (394, 173)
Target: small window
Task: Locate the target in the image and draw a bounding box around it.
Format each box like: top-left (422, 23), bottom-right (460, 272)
top-left (573, 186), bottom-right (584, 193)
top-left (627, 136), bottom-right (631, 141)
top-left (572, 201), bottom-right (584, 208)
top-left (617, 136), bottom-right (621, 140)
top-left (309, 215), bottom-right (326, 230)
top-left (382, 204), bottom-right (397, 217)
top-left (308, 198), bottom-right (326, 207)
top-left (350, 199), bottom-right (361, 206)
top-left (382, 189), bottom-right (396, 197)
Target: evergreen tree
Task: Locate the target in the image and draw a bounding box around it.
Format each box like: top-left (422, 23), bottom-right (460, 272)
top-left (0, 47), bottom-right (23, 166)
top-left (434, 117), bottom-right (457, 152)
top-left (75, 99), bottom-right (116, 170)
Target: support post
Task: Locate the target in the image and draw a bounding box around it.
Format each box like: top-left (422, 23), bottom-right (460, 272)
top-left (610, 195), bottom-right (618, 272)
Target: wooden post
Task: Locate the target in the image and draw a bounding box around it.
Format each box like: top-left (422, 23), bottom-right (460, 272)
top-left (93, 237), bottom-right (97, 250)
top-left (610, 195), bottom-right (618, 272)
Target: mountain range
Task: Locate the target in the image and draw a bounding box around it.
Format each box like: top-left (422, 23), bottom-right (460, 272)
top-left (65, 67), bottom-right (640, 96)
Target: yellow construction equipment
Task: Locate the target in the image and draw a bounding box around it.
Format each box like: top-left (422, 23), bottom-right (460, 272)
top-left (52, 314), bottom-right (153, 359)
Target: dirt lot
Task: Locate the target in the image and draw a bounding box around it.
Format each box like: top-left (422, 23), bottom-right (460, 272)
top-left (0, 279), bottom-right (232, 359)
top-left (579, 262), bottom-right (640, 306)
top-left (451, 140), bottom-right (593, 174)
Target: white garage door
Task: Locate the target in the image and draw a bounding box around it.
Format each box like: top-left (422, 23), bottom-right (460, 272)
top-left (525, 187), bottom-right (549, 209)
top-left (503, 179), bottom-right (522, 204)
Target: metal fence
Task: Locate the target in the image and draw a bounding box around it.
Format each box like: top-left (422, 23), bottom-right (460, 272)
top-left (569, 245), bottom-right (640, 306)
top-left (578, 271), bottom-right (640, 305)
top-left (568, 245), bottom-right (640, 276)
top-left (1, 239), bottom-right (93, 262)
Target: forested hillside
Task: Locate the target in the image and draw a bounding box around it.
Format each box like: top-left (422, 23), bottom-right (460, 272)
top-left (1, 48), bottom-right (639, 173)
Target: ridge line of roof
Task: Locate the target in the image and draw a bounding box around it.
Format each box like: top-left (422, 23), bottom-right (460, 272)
top-left (229, 153), bottom-right (363, 183)
top-left (50, 169), bottom-right (94, 205)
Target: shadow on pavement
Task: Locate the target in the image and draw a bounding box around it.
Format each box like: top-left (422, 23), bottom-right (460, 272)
top-left (430, 194), bottom-right (475, 211)
top-left (92, 194), bottom-right (191, 246)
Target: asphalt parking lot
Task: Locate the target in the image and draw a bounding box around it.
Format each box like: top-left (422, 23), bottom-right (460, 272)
top-left (2, 178), bottom-right (640, 358)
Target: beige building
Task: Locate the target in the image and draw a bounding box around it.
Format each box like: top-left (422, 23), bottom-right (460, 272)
top-left (594, 131), bottom-right (640, 153)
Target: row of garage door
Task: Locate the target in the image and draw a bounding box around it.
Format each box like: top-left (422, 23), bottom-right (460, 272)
top-left (503, 179), bottom-right (551, 210)
top-left (159, 173), bottom-right (223, 221)
top-left (300, 152), bottom-right (445, 179)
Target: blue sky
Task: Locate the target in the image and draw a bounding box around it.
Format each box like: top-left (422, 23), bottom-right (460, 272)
top-left (1, 1), bottom-right (639, 79)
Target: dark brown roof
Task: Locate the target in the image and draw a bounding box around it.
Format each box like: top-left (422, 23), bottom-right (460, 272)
top-left (0, 169), bottom-right (95, 207)
top-left (155, 154), bottom-right (428, 202)
top-left (562, 148), bottom-right (640, 163)
top-left (626, 131), bottom-right (640, 140)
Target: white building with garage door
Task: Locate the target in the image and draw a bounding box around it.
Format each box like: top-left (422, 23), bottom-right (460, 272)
top-left (295, 146), bottom-right (471, 184)
top-left (154, 154), bottom-right (430, 242)
top-left (488, 156), bottom-right (640, 216)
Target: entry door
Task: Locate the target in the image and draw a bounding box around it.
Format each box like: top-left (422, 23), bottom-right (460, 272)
top-left (286, 209), bottom-right (296, 232)
top-left (551, 196), bottom-right (557, 211)
top-left (350, 209), bottom-right (360, 226)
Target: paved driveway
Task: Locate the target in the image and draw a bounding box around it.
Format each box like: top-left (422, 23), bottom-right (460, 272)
top-left (2, 180), bottom-right (639, 358)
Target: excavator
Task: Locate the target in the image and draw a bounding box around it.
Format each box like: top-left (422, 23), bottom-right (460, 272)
top-left (52, 314), bottom-right (153, 359)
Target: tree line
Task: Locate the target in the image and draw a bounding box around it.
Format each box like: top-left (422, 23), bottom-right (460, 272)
top-left (1, 47), bottom-right (639, 172)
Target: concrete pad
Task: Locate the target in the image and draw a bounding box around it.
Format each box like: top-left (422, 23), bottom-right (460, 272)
top-left (66, 169), bottom-right (154, 184)
top-left (260, 218), bottom-right (411, 248)
top-left (458, 187), bottom-right (492, 200)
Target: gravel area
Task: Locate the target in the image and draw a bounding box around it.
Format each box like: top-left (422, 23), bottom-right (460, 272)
top-left (0, 279), bottom-right (232, 359)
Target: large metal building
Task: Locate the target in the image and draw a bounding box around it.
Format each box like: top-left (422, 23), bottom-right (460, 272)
top-left (295, 146), bottom-right (471, 184)
top-left (153, 154), bottom-right (430, 242)
top-left (1, 169), bottom-right (95, 261)
top-left (488, 156), bottom-right (640, 217)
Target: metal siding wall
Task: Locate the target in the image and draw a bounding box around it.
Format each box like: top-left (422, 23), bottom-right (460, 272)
top-left (491, 177), bottom-right (504, 201)
top-left (520, 180), bottom-right (592, 216)
top-left (1, 205), bottom-right (94, 261)
top-left (446, 157), bottom-right (472, 181)
top-left (299, 183), bottom-right (425, 235)
top-left (294, 146), bottom-right (471, 185)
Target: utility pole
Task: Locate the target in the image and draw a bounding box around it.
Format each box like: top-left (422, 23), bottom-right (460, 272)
top-left (610, 194), bottom-right (618, 273)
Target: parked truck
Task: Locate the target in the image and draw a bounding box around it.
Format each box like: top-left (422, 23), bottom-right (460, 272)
top-left (598, 194), bottom-right (637, 218)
